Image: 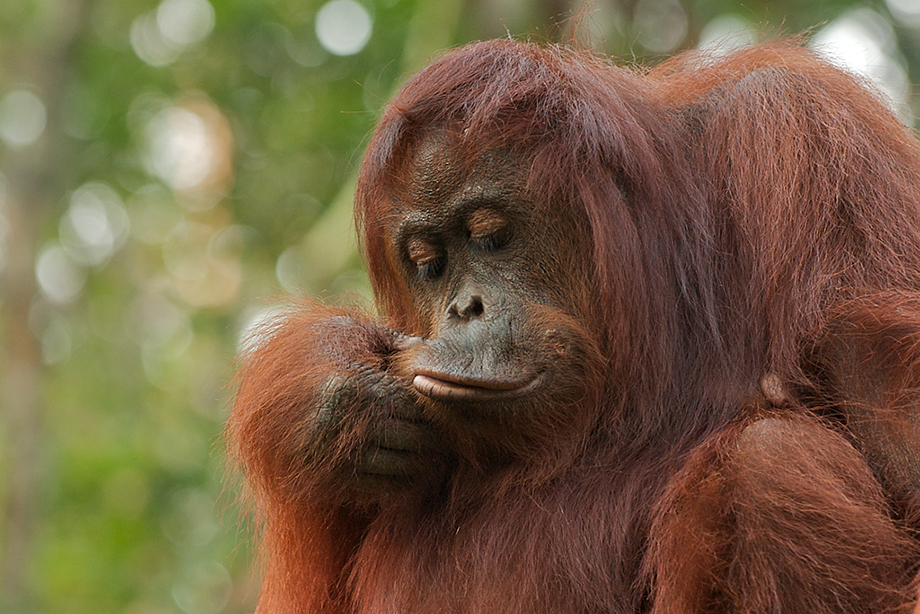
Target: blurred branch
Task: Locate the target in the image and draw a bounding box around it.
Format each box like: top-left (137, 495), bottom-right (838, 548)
top-left (0, 0), bottom-right (92, 608)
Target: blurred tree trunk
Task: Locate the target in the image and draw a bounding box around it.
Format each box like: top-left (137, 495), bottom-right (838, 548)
top-left (0, 1), bottom-right (90, 608)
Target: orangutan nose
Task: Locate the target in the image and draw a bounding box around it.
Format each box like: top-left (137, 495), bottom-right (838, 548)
top-left (447, 289), bottom-right (486, 321)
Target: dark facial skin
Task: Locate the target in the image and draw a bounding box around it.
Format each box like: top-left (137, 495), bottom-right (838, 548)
top-left (392, 138), bottom-right (546, 393)
top-left (372, 133), bottom-right (604, 470)
top-left (386, 135), bottom-right (588, 388)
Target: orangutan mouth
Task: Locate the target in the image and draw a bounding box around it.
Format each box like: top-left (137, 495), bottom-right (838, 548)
top-left (412, 370), bottom-right (542, 401)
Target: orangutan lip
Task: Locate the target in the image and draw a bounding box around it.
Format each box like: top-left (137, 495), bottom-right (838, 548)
top-left (412, 371), bottom-right (541, 400)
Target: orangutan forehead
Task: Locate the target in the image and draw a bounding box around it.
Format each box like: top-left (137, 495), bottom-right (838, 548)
top-left (409, 132), bottom-right (462, 191)
top-left (398, 130), bottom-right (531, 203)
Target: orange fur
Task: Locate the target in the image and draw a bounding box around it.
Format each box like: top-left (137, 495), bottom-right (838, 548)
top-left (229, 41), bottom-right (920, 613)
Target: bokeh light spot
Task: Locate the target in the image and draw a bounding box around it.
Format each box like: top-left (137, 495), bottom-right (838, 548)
top-left (60, 182), bottom-right (130, 267)
top-left (633, 0), bottom-right (688, 54)
top-left (698, 15), bottom-right (755, 54)
top-left (36, 244), bottom-right (87, 304)
top-left (130, 12), bottom-right (181, 67)
top-left (157, 0), bottom-right (215, 47)
top-left (886, 0), bottom-right (920, 28)
top-left (146, 107), bottom-right (215, 191)
top-left (811, 9), bottom-right (910, 121)
top-left (315, 0), bottom-right (373, 56)
top-left (131, 0), bottom-right (214, 67)
top-left (0, 89), bottom-right (47, 148)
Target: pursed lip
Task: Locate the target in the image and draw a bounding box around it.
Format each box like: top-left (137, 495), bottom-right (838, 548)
top-left (412, 369), bottom-right (542, 401)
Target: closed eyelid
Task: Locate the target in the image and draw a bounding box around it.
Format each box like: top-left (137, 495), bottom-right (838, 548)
top-left (467, 209), bottom-right (507, 239)
top-left (407, 238), bottom-right (439, 264)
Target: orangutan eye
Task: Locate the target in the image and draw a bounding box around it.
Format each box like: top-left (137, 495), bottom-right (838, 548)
top-left (418, 258), bottom-right (446, 280)
top-left (467, 208), bottom-right (509, 251)
top-left (407, 238), bottom-right (445, 280)
top-left (474, 231), bottom-right (509, 252)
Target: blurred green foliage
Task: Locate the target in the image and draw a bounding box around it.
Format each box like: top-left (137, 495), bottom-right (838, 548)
top-left (0, 0), bottom-right (918, 613)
